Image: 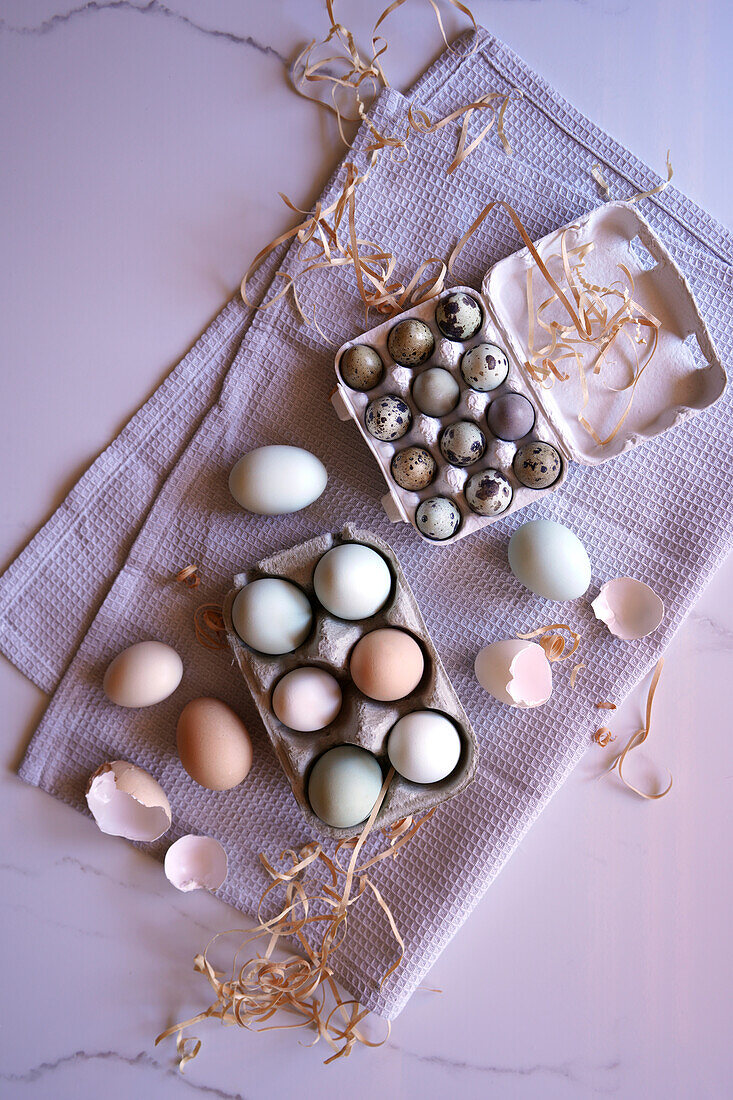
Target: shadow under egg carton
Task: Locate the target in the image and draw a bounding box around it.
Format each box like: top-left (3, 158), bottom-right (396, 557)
top-left (222, 525), bottom-right (478, 840)
top-left (332, 285), bottom-right (568, 546)
top-left (332, 202), bottom-right (726, 546)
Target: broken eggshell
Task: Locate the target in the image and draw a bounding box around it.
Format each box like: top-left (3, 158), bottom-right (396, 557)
top-left (474, 639), bottom-right (553, 707)
top-left (85, 760), bottom-right (171, 842)
top-left (164, 835), bottom-right (228, 893)
top-left (591, 577), bottom-right (665, 640)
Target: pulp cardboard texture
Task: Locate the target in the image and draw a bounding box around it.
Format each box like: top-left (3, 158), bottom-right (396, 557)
top-left (335, 202), bottom-right (726, 541)
top-left (333, 287), bottom-right (568, 544)
top-left (223, 527), bottom-right (478, 839)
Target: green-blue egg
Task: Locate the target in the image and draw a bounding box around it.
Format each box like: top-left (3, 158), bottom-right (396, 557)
top-left (307, 745), bottom-right (383, 829)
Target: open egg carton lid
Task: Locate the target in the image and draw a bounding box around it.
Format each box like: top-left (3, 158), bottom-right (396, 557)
top-left (483, 201), bottom-right (727, 465)
top-left (222, 526), bottom-right (478, 840)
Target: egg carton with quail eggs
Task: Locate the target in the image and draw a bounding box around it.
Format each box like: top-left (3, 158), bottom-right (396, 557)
top-left (222, 525), bottom-right (478, 840)
top-left (332, 202), bottom-right (726, 545)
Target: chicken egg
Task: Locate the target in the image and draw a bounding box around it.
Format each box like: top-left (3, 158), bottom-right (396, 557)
top-left (508, 519), bottom-right (591, 601)
top-left (349, 628), bottom-right (424, 701)
top-left (176, 697), bottom-right (253, 790)
top-left (313, 543), bottom-right (392, 620)
top-left (272, 667), bottom-right (343, 732)
top-left (103, 640), bottom-right (183, 708)
top-left (387, 711), bottom-right (461, 784)
top-left (232, 577), bottom-right (313, 654)
top-left (228, 445), bottom-right (327, 515)
top-left (308, 745), bottom-right (383, 829)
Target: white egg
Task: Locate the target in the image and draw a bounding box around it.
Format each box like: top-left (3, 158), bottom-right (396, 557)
top-left (232, 577), bottom-right (312, 654)
top-left (387, 710), bottom-right (461, 784)
top-left (508, 519), bottom-right (591, 600)
top-left (228, 445), bottom-right (327, 515)
top-left (313, 543), bottom-right (392, 620)
top-left (103, 640), bottom-right (183, 708)
top-left (474, 639), bottom-right (552, 707)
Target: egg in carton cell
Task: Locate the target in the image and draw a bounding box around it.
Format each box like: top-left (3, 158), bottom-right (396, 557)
top-left (332, 202), bottom-right (726, 545)
top-left (332, 286), bottom-right (568, 545)
top-left (223, 526), bottom-right (478, 840)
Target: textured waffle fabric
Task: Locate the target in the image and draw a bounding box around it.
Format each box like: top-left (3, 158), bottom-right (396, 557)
top-left (1, 29), bottom-right (731, 1019)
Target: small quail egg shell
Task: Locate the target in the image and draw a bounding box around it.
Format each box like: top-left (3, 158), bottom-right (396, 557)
top-left (365, 394), bottom-right (413, 441)
top-left (387, 319), bottom-right (435, 367)
top-left (465, 469), bottom-right (513, 516)
top-left (339, 344), bottom-right (384, 391)
top-left (440, 420), bottom-right (486, 467)
top-left (390, 446), bottom-right (437, 491)
top-left (435, 292), bottom-right (483, 341)
top-left (460, 343), bottom-right (510, 392)
top-left (415, 496), bottom-right (461, 540)
top-left (513, 441), bottom-right (563, 489)
top-left (412, 367), bottom-right (460, 417)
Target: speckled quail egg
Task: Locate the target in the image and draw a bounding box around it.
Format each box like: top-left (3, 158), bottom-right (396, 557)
top-left (460, 343), bottom-right (510, 392)
top-left (513, 441), bottom-right (563, 489)
top-left (412, 366), bottom-right (460, 417)
top-left (390, 446), bottom-right (437, 491)
top-left (415, 496), bottom-right (461, 541)
top-left (440, 420), bottom-right (486, 467)
top-left (465, 468), bottom-right (513, 516)
top-left (365, 394), bottom-right (412, 441)
top-left (487, 391), bottom-right (536, 440)
top-left (339, 344), bottom-right (384, 391)
top-left (435, 292), bottom-right (483, 341)
top-left (387, 318), bottom-right (435, 367)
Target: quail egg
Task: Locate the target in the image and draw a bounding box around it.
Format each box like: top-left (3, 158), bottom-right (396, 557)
top-left (415, 496), bottom-right (461, 541)
top-left (390, 446), bottom-right (437, 491)
top-left (513, 441), bottom-right (563, 489)
top-left (440, 420), bottom-right (486, 467)
top-left (465, 468), bottom-right (513, 516)
top-left (412, 366), bottom-right (460, 417)
top-left (339, 344), bottom-right (384, 391)
top-left (365, 394), bottom-right (412, 441)
top-left (435, 291), bottom-right (483, 341)
top-left (460, 343), bottom-right (510, 392)
top-left (487, 391), bottom-right (536, 440)
top-left (387, 318), bottom-right (435, 367)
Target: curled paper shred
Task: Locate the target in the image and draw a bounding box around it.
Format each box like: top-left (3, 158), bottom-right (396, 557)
top-left (570, 662), bottom-right (586, 688)
top-left (593, 727), bottom-right (616, 748)
top-left (193, 604), bottom-right (229, 652)
top-left (157, 769), bottom-right (437, 1068)
top-left (516, 622), bottom-right (581, 664)
top-left (599, 659), bottom-right (672, 800)
top-left (174, 564), bottom-right (200, 589)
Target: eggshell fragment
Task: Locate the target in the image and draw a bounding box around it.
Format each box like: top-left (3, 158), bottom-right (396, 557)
top-left (164, 835), bottom-right (228, 892)
top-left (103, 640), bottom-right (183, 708)
top-left (474, 639), bottom-right (553, 707)
top-left (85, 760), bottom-right (171, 841)
top-left (591, 577), bottom-right (665, 640)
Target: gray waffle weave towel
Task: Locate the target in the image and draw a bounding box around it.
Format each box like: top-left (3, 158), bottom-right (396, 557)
top-left (1, 29), bottom-right (731, 1019)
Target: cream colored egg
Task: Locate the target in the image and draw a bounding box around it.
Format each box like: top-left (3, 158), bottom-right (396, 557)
top-left (103, 640), bottom-right (183, 708)
top-left (176, 697), bottom-right (253, 790)
top-left (272, 667), bottom-right (342, 732)
top-left (228, 445), bottom-right (327, 515)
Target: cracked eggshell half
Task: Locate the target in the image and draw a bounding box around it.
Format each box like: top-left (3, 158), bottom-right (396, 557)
top-left (164, 835), bottom-right (228, 892)
top-left (591, 577), bottom-right (665, 640)
top-left (474, 639), bottom-right (553, 707)
top-left (85, 760), bottom-right (172, 842)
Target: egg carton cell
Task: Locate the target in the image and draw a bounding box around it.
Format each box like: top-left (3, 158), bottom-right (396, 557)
top-left (223, 527), bottom-right (478, 839)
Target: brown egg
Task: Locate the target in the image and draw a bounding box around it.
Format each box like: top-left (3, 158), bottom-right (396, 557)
top-left (176, 697), bottom-right (252, 791)
top-left (349, 628), bottom-right (425, 701)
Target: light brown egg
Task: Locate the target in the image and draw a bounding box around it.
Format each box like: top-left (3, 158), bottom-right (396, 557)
top-left (349, 628), bottom-right (425, 701)
top-left (176, 697), bottom-right (253, 791)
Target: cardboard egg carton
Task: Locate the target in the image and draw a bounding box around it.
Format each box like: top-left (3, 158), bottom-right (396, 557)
top-left (223, 526), bottom-right (478, 839)
top-left (332, 202), bottom-right (726, 545)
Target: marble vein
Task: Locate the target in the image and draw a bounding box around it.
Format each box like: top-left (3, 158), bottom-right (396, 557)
top-left (0, 0), bottom-right (287, 65)
top-left (389, 1042), bottom-right (622, 1092)
top-left (0, 1049), bottom-right (248, 1099)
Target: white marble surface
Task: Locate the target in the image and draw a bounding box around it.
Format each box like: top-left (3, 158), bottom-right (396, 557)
top-left (1, 2), bottom-right (732, 1097)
